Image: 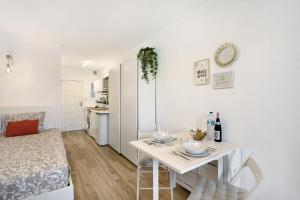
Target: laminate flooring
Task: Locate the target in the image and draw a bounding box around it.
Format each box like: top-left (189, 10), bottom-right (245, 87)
top-left (62, 131), bottom-right (190, 200)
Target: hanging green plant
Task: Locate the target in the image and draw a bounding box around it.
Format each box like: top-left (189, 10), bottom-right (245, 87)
top-left (137, 47), bottom-right (158, 84)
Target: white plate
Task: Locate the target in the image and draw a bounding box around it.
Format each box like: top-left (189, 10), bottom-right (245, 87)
top-left (182, 142), bottom-right (207, 154)
top-left (153, 138), bottom-right (172, 143)
top-left (179, 148), bottom-right (209, 157)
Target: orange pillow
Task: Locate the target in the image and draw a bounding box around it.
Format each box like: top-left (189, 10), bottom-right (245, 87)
top-left (5, 120), bottom-right (39, 137)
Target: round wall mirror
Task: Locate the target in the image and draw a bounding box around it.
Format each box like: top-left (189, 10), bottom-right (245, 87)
top-left (215, 43), bottom-right (238, 67)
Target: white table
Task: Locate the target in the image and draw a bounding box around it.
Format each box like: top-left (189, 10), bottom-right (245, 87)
top-left (130, 132), bottom-right (241, 200)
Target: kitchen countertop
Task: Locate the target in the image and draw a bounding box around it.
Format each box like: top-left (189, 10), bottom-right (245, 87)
top-left (83, 107), bottom-right (110, 114)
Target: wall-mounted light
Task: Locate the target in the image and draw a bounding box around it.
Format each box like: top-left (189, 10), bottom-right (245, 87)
top-left (5, 54), bottom-right (13, 74)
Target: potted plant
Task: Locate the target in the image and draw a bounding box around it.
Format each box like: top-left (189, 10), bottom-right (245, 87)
top-left (137, 47), bottom-right (158, 84)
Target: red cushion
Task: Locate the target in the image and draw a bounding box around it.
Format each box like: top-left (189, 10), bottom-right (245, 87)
top-left (5, 120), bottom-right (39, 137)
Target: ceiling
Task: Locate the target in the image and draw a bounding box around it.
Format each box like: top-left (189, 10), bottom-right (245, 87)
top-left (0, 0), bottom-right (203, 69)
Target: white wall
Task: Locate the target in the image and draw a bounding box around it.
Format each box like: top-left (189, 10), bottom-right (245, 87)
top-left (0, 36), bottom-right (62, 128)
top-left (122, 0), bottom-right (300, 199)
top-left (61, 66), bottom-right (102, 101)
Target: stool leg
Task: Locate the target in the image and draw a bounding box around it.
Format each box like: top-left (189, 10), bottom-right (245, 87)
top-left (170, 170), bottom-right (177, 189)
top-left (169, 170), bottom-right (174, 200)
top-left (137, 166), bottom-right (140, 200)
top-left (153, 160), bottom-right (159, 200)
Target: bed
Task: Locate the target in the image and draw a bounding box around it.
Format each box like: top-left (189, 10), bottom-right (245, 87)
top-left (0, 129), bottom-right (73, 200)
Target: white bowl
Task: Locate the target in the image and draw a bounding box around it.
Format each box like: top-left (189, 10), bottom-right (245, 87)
top-left (182, 142), bottom-right (207, 154)
top-left (153, 132), bottom-right (170, 142)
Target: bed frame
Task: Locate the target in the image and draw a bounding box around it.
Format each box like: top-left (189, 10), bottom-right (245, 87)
top-left (0, 106), bottom-right (61, 131)
top-left (1, 106), bottom-right (74, 200)
top-left (25, 176), bottom-right (74, 200)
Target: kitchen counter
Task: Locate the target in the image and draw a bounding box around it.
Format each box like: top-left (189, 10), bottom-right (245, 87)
top-left (91, 110), bottom-right (110, 114)
top-left (83, 107), bottom-right (110, 114)
top-left (84, 107), bottom-right (109, 146)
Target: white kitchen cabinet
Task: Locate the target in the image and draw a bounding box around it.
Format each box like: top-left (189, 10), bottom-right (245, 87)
top-left (109, 65), bottom-right (121, 153)
top-left (120, 59), bottom-right (139, 164)
top-left (109, 58), bottom-right (156, 164)
top-left (94, 114), bottom-right (100, 141)
top-left (95, 113), bottom-right (109, 146)
top-left (89, 110), bottom-right (109, 145)
top-left (89, 111), bottom-right (97, 139)
top-left (121, 55), bottom-right (158, 165)
top-left (94, 79), bottom-right (103, 92)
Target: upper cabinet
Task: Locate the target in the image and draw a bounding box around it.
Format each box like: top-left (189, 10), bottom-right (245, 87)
top-left (94, 77), bottom-right (109, 93)
top-left (103, 76), bottom-right (109, 91)
top-left (94, 79), bottom-right (103, 93)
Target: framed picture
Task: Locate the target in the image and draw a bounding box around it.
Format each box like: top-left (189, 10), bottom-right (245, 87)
top-left (213, 71), bottom-right (234, 89)
top-left (194, 58), bottom-right (210, 85)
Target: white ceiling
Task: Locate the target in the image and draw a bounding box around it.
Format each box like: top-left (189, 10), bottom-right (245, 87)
top-left (0, 0), bottom-right (203, 69)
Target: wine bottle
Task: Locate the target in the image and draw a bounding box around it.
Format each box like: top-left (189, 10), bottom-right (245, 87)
top-left (214, 112), bottom-right (222, 142)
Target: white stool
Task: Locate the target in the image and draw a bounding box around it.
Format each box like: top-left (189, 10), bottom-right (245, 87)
top-left (136, 131), bottom-right (174, 200)
top-left (188, 156), bottom-right (264, 200)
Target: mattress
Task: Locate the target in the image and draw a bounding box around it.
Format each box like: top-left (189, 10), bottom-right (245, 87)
top-left (0, 129), bottom-right (70, 200)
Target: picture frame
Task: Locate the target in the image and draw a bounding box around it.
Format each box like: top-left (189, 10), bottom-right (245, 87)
top-left (213, 71), bottom-right (234, 89)
top-left (194, 58), bottom-right (210, 85)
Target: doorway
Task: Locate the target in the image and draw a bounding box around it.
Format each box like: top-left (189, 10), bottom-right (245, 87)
top-left (62, 80), bottom-right (84, 131)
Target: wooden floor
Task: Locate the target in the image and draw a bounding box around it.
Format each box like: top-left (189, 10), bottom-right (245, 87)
top-left (62, 131), bottom-right (190, 200)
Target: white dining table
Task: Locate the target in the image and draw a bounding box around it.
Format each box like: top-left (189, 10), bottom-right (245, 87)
top-left (130, 132), bottom-right (241, 200)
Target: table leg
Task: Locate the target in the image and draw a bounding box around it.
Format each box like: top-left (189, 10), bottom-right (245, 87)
top-left (217, 157), bottom-right (224, 183)
top-left (153, 159), bottom-right (159, 200)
